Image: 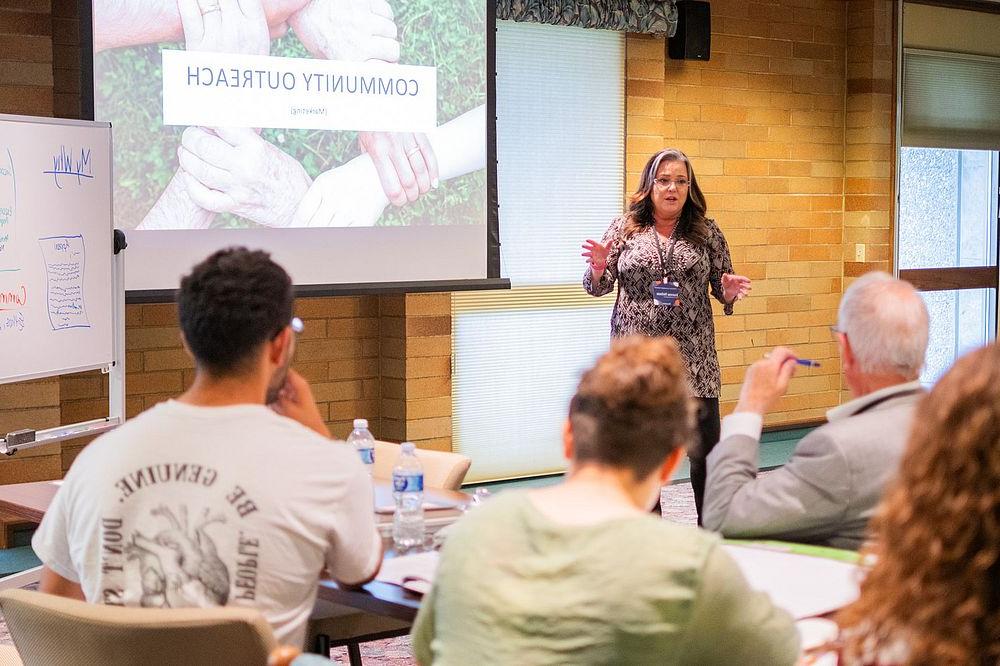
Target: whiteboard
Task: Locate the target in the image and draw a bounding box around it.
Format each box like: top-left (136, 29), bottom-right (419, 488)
top-left (0, 114), bottom-right (115, 385)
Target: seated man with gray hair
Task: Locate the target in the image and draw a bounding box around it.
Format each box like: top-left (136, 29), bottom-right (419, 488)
top-left (702, 272), bottom-right (929, 550)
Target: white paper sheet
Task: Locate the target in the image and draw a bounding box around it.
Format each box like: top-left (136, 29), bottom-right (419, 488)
top-left (372, 542), bottom-right (862, 613)
top-left (375, 551), bottom-right (440, 593)
top-left (723, 544), bottom-right (862, 619)
top-left (797, 618), bottom-right (840, 650)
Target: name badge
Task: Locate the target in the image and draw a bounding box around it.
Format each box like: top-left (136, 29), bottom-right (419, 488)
top-left (651, 280), bottom-right (681, 307)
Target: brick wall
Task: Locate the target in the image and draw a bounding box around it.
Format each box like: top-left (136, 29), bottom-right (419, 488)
top-left (0, 0), bottom-right (64, 482)
top-left (0, 1), bottom-right (53, 116)
top-left (626, 0), bottom-right (896, 424)
top-left (844, 0), bottom-right (894, 278)
top-left (56, 295), bottom-right (454, 475)
top-left (843, 0), bottom-right (895, 391)
top-left (379, 294), bottom-right (453, 452)
top-left (60, 297), bottom-right (393, 473)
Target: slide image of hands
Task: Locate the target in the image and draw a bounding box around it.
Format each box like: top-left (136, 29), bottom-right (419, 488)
top-left (93, 0), bottom-right (487, 230)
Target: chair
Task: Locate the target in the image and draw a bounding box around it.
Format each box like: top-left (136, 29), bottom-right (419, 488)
top-left (0, 588), bottom-right (282, 666)
top-left (371, 440), bottom-right (471, 490)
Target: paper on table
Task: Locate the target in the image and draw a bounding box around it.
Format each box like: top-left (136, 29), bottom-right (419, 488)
top-left (723, 544), bottom-right (862, 619)
top-left (797, 618), bottom-right (840, 651)
top-left (375, 551), bottom-right (440, 595)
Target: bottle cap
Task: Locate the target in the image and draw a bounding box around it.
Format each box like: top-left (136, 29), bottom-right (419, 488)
top-left (353, 418), bottom-right (368, 429)
top-left (401, 442), bottom-right (416, 453)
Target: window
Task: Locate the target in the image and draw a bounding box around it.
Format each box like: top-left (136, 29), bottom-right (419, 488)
top-left (898, 148), bottom-right (998, 271)
top-left (897, 40), bottom-right (1000, 383)
top-left (919, 289), bottom-right (994, 384)
top-left (451, 22), bottom-right (624, 482)
top-left (897, 147), bottom-right (999, 383)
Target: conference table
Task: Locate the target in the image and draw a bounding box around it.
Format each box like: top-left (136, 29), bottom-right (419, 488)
top-left (0, 478), bottom-right (470, 618)
top-left (317, 483), bottom-right (470, 622)
top-left (0, 481), bottom-right (57, 524)
top-left (0, 480), bottom-right (860, 635)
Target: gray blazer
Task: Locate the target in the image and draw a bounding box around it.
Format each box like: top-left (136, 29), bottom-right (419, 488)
top-left (702, 386), bottom-right (923, 551)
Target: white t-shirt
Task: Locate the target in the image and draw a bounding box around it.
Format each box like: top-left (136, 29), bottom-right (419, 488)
top-left (32, 400), bottom-right (381, 647)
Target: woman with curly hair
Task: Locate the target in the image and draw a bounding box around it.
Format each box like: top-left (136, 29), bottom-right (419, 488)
top-left (836, 342), bottom-right (1000, 664)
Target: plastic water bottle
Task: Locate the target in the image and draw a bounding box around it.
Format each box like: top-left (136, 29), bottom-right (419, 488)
top-left (472, 487), bottom-right (491, 506)
top-left (347, 419), bottom-right (375, 477)
top-left (392, 442), bottom-right (425, 550)
top-left (461, 487), bottom-right (492, 515)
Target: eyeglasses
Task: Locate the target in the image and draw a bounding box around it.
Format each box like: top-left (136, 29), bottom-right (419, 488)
top-left (275, 317), bottom-right (304, 340)
top-left (653, 178), bottom-right (690, 189)
top-left (829, 325), bottom-right (843, 336)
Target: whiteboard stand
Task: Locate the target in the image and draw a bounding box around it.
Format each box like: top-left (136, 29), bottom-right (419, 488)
top-left (0, 231), bottom-right (126, 456)
top-left (0, 113), bottom-right (125, 457)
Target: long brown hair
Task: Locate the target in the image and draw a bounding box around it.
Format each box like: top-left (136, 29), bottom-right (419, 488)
top-left (837, 343), bottom-right (1000, 664)
top-left (621, 149), bottom-right (710, 245)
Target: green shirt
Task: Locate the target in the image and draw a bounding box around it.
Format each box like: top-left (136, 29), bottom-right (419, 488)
top-left (412, 492), bottom-right (799, 665)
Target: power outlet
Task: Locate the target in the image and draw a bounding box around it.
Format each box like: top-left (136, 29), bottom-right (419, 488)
top-left (854, 244), bottom-right (866, 262)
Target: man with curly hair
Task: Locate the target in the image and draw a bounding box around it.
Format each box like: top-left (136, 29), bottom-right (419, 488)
top-left (32, 248), bottom-right (381, 647)
top-left (703, 272), bottom-right (929, 550)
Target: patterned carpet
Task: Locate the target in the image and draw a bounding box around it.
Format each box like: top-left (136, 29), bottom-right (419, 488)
top-left (0, 483), bottom-right (698, 665)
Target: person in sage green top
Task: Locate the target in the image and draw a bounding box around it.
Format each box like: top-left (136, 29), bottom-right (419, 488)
top-left (411, 336), bottom-right (799, 665)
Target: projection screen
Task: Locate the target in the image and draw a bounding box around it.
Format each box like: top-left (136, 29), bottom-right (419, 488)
top-left (85, 0), bottom-right (501, 296)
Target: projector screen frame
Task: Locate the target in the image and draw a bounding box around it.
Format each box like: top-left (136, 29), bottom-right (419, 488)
top-left (78, 0), bottom-right (506, 303)
top-left (126, 277), bottom-right (509, 304)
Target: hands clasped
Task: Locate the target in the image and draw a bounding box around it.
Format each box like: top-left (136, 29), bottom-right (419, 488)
top-left (177, 0), bottom-right (271, 55)
top-left (290, 0), bottom-right (400, 62)
top-left (179, 127), bottom-right (312, 228)
top-left (358, 131), bottom-right (439, 207)
top-left (292, 155), bottom-right (389, 227)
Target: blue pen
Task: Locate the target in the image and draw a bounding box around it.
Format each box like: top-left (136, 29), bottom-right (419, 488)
top-left (795, 359), bottom-right (821, 368)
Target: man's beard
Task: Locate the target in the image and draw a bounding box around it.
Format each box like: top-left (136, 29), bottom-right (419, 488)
top-left (265, 356), bottom-right (292, 405)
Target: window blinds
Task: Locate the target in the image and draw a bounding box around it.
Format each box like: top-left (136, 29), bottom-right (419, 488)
top-left (452, 22), bottom-right (625, 482)
top-left (903, 49), bottom-right (1000, 150)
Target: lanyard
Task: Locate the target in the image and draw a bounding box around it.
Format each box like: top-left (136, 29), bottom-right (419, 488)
top-left (851, 389), bottom-right (922, 416)
top-left (654, 226), bottom-right (679, 282)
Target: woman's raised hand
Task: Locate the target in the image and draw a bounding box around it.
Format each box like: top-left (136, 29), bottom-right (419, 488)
top-left (722, 273), bottom-right (752, 303)
top-left (581, 239), bottom-right (610, 271)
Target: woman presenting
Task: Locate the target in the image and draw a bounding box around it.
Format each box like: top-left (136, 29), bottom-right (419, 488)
top-left (582, 148), bottom-right (751, 522)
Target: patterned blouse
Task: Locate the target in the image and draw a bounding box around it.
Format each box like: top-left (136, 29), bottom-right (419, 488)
top-left (583, 216), bottom-right (736, 398)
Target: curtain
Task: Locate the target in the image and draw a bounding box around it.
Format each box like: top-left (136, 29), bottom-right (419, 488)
top-left (452, 22), bottom-right (624, 482)
top-left (902, 49), bottom-right (1000, 151)
top-left (496, 0), bottom-right (678, 37)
